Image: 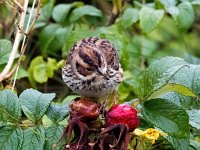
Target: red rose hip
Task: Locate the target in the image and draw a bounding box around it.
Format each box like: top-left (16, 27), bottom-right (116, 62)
top-left (105, 104), bottom-right (140, 132)
top-left (69, 97), bottom-right (100, 120)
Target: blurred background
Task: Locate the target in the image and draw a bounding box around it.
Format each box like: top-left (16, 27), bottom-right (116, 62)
top-left (0, 0), bottom-right (200, 102)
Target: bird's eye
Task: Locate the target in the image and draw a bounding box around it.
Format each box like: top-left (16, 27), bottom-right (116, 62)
top-left (86, 68), bottom-right (92, 71)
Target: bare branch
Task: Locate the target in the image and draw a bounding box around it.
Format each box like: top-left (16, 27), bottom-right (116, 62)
top-left (26, 0), bottom-right (40, 35)
top-left (13, 0), bottom-right (24, 12)
top-left (11, 0), bottom-right (40, 89)
top-left (0, 0), bottom-right (29, 82)
top-left (3, 64), bottom-right (18, 80)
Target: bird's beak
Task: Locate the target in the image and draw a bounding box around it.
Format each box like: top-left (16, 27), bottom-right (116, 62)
top-left (97, 68), bottom-right (105, 76)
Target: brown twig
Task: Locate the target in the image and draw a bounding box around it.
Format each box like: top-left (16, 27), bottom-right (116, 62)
top-left (0, 0), bottom-right (41, 83)
top-left (0, 0), bottom-right (28, 82)
top-left (12, 0), bottom-right (40, 89)
top-left (3, 64), bottom-right (18, 80)
top-left (26, 0), bottom-right (41, 35)
top-left (13, 0), bottom-right (24, 12)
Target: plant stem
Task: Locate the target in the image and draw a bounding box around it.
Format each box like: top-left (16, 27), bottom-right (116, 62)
top-left (0, 0), bottom-right (29, 82)
top-left (12, 0), bottom-right (38, 90)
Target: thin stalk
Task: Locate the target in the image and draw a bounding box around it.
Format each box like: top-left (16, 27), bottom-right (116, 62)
top-left (0, 0), bottom-right (28, 82)
top-left (12, 0), bottom-right (37, 90)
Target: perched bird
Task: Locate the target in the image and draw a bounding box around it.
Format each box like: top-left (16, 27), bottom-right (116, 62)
top-left (62, 37), bottom-right (123, 98)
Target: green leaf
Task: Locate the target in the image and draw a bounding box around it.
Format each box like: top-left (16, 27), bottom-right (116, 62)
top-left (42, 115), bottom-right (53, 127)
top-left (52, 2), bottom-right (84, 23)
top-left (10, 66), bottom-right (28, 80)
top-left (34, 22), bottom-right (46, 29)
top-left (46, 58), bottom-right (58, 78)
top-left (0, 39), bottom-right (16, 65)
top-left (139, 57), bottom-right (187, 99)
top-left (39, 24), bottom-right (61, 54)
top-left (0, 126), bottom-right (23, 150)
top-left (33, 63), bottom-right (48, 83)
top-left (173, 2), bottom-right (195, 31)
top-left (0, 107), bottom-right (5, 123)
top-left (28, 56), bottom-right (59, 84)
top-left (188, 109), bottom-right (200, 130)
top-left (70, 5), bottom-right (102, 22)
top-left (12, 67), bottom-right (28, 80)
top-left (19, 89), bottom-right (55, 121)
top-left (139, 7), bottom-right (164, 33)
top-left (160, 92), bottom-right (196, 109)
top-left (167, 6), bottom-right (179, 17)
top-left (192, 0), bottom-right (200, 5)
top-left (56, 59), bottom-right (65, 69)
top-left (44, 124), bottom-right (65, 150)
top-left (166, 137), bottom-right (189, 150)
top-left (28, 56), bottom-right (46, 85)
top-left (160, 0), bottom-right (177, 8)
top-left (40, 26), bottom-right (69, 56)
top-left (37, 2), bottom-right (53, 22)
top-left (46, 103), bottom-right (69, 123)
top-left (184, 53), bottom-right (200, 65)
top-left (145, 61), bottom-right (200, 108)
top-left (148, 83), bottom-right (197, 100)
top-left (143, 98), bottom-right (189, 149)
top-left (52, 4), bottom-right (72, 23)
top-left (55, 27), bottom-right (70, 47)
top-left (20, 126), bottom-right (45, 150)
top-left (0, 90), bottom-right (21, 123)
top-left (24, 8), bottom-right (36, 31)
top-left (118, 83), bottom-right (130, 100)
top-left (168, 64), bottom-right (200, 96)
top-left (140, 56), bottom-right (199, 105)
top-left (190, 140), bottom-right (200, 150)
top-left (130, 36), bottom-right (157, 57)
top-left (120, 8), bottom-right (139, 28)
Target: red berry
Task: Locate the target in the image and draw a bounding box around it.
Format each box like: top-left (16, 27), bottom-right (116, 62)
top-left (105, 104), bottom-right (140, 132)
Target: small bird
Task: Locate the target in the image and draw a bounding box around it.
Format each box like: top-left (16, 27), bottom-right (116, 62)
top-left (62, 37), bottom-right (123, 98)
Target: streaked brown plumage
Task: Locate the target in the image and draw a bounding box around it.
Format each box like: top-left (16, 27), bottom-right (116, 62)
top-left (62, 37), bottom-right (123, 98)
